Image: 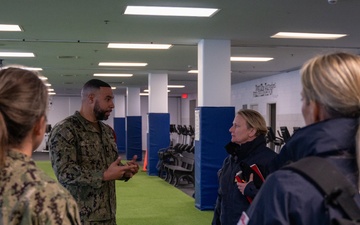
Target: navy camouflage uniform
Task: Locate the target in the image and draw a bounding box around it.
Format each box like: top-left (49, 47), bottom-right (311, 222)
top-left (48, 111), bottom-right (119, 225)
top-left (0, 149), bottom-right (81, 225)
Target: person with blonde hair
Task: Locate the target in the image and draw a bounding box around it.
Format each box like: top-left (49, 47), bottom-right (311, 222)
top-left (212, 109), bottom-right (276, 225)
top-left (0, 67), bottom-right (81, 224)
top-left (240, 52), bottom-right (360, 225)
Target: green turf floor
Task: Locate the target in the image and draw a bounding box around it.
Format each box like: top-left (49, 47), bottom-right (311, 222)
top-left (36, 161), bottom-right (213, 225)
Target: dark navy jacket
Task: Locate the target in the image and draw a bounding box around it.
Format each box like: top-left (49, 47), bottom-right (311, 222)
top-left (212, 135), bottom-right (277, 225)
top-left (244, 118), bottom-right (360, 225)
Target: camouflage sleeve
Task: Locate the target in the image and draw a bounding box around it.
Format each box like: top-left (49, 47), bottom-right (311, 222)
top-left (7, 183), bottom-right (81, 225)
top-left (48, 123), bottom-right (104, 189)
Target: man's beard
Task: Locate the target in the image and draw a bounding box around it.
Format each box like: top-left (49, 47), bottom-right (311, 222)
top-left (94, 100), bottom-right (109, 121)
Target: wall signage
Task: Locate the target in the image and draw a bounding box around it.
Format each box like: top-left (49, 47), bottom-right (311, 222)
top-left (253, 82), bottom-right (276, 97)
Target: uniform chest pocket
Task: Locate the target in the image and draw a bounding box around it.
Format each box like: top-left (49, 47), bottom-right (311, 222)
top-left (78, 141), bottom-right (103, 167)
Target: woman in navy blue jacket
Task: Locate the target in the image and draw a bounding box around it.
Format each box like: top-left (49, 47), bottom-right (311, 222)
top-left (212, 109), bottom-right (277, 225)
top-left (240, 52), bottom-right (360, 225)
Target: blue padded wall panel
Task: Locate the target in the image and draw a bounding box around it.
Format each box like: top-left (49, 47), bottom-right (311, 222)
top-left (113, 117), bottom-right (126, 153)
top-left (147, 113), bottom-right (170, 176)
top-left (195, 107), bottom-right (235, 210)
top-left (126, 116), bottom-right (142, 161)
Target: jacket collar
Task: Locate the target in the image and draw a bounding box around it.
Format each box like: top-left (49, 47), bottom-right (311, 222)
top-left (283, 117), bottom-right (358, 161)
top-left (225, 134), bottom-right (266, 159)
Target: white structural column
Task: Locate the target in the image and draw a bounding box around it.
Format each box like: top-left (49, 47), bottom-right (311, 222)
top-left (126, 87), bottom-right (141, 116)
top-left (147, 73), bottom-right (170, 175)
top-left (114, 94), bottom-right (126, 117)
top-left (113, 94), bottom-right (126, 153)
top-left (125, 87), bottom-right (142, 160)
top-left (195, 39), bottom-right (234, 210)
top-left (198, 39), bottom-right (231, 106)
top-left (148, 73), bottom-right (168, 113)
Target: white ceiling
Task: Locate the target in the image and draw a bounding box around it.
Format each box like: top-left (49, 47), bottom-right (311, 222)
top-left (1, 0), bottom-right (359, 96)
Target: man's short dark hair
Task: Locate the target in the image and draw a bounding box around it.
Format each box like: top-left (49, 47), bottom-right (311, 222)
top-left (83, 79), bottom-right (111, 89)
top-left (81, 79), bottom-right (111, 99)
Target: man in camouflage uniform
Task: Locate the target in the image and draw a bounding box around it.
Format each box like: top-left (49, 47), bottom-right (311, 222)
top-left (0, 150), bottom-right (82, 225)
top-left (48, 79), bottom-right (139, 225)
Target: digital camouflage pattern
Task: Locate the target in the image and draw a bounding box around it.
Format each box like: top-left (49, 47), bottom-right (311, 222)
top-left (0, 150), bottom-right (81, 225)
top-left (48, 111), bottom-right (119, 224)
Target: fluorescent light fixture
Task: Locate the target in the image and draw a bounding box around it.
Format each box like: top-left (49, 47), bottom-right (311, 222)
top-left (167, 85), bottom-right (185, 88)
top-left (0, 24), bottom-right (22, 31)
top-left (48, 88), bottom-right (54, 92)
top-left (111, 87), bottom-right (117, 90)
top-left (108, 43), bottom-right (172, 49)
top-left (231, 57), bottom-right (273, 62)
top-left (140, 93), bottom-right (149, 96)
top-left (49, 92), bottom-right (56, 95)
top-left (188, 70), bottom-right (198, 74)
top-left (124, 6), bottom-right (219, 17)
top-left (45, 83), bottom-right (52, 87)
top-left (143, 89), bottom-right (170, 92)
top-left (0, 52), bottom-right (35, 57)
top-left (38, 76), bottom-right (48, 81)
top-left (93, 73), bottom-right (133, 77)
top-left (24, 67), bottom-right (43, 71)
top-left (2, 66), bottom-right (42, 71)
top-left (271, 32), bottom-right (347, 40)
top-left (99, 62), bottom-right (147, 67)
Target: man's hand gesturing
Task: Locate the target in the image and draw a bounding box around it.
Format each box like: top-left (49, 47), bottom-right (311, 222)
top-left (103, 157), bottom-right (138, 181)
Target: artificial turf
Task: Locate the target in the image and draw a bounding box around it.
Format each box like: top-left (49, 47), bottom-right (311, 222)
top-left (36, 161), bottom-right (213, 225)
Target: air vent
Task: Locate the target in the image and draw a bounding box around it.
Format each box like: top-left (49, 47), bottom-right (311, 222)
top-left (61, 74), bottom-right (77, 77)
top-left (57, 56), bottom-right (79, 59)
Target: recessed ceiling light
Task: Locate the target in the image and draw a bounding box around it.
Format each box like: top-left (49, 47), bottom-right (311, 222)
top-left (0, 24), bottom-right (22, 31)
top-left (108, 43), bottom-right (172, 49)
top-left (93, 73), bottom-right (133, 77)
top-left (99, 62), bottom-right (148, 67)
top-left (271, 32), bottom-right (347, 40)
top-left (167, 85), bottom-right (185, 88)
top-left (188, 70), bottom-right (198, 73)
top-left (231, 57), bottom-right (273, 62)
top-left (124, 6), bottom-right (219, 17)
top-left (0, 52), bottom-right (35, 57)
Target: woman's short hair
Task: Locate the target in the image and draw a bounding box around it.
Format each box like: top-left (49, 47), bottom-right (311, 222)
top-left (301, 52), bottom-right (360, 118)
top-left (237, 109), bottom-right (267, 136)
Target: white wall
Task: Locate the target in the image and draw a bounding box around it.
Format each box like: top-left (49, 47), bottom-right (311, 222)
top-left (39, 70), bottom-right (306, 152)
top-left (231, 70), bottom-right (305, 133)
top-left (37, 96), bottom-right (114, 151)
top-left (43, 96), bottom-right (181, 152)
